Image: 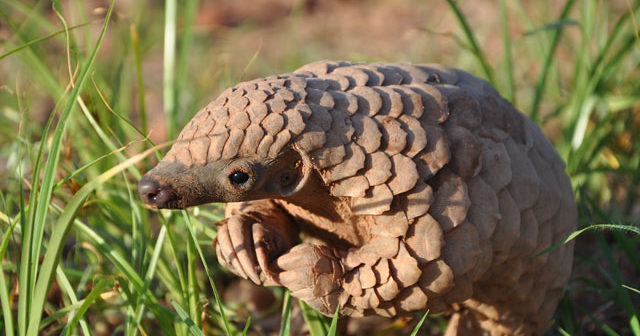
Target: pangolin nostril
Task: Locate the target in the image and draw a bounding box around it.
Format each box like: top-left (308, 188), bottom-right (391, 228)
top-left (139, 176), bottom-right (172, 208)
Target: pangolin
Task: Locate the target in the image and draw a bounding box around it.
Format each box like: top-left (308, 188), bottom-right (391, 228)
top-left (139, 61), bottom-right (576, 335)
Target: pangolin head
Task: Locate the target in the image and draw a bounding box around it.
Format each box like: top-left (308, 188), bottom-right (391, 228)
top-left (139, 73), bottom-right (321, 209)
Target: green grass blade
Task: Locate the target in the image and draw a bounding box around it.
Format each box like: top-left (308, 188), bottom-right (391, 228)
top-left (623, 285), bottom-right (640, 295)
top-left (25, 143), bottom-right (159, 335)
top-left (163, 0), bottom-right (178, 139)
top-left (445, 0), bottom-right (495, 85)
top-left (242, 316), bottom-right (252, 336)
top-left (60, 278), bottom-right (112, 336)
top-left (55, 266), bottom-right (91, 336)
top-left (130, 23), bottom-right (148, 136)
top-left (279, 290), bottom-right (293, 336)
top-left (326, 304), bottom-right (340, 336)
top-left (299, 300), bottom-right (329, 336)
top-left (529, 0), bottom-right (578, 122)
top-left (410, 310), bottom-right (430, 336)
top-left (536, 223), bottom-right (640, 258)
top-left (25, 3), bottom-right (114, 332)
top-left (181, 212), bottom-right (233, 336)
top-left (0, 261), bottom-right (14, 336)
top-left (0, 20), bottom-right (98, 60)
top-left (171, 299), bottom-right (206, 336)
top-left (499, 0), bottom-right (515, 104)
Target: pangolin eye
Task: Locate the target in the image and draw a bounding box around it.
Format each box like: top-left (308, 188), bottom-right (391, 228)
top-left (228, 171), bottom-right (250, 185)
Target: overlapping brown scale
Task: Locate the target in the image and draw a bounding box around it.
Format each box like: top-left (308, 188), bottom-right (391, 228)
top-left (492, 189), bottom-right (521, 255)
top-left (418, 259), bottom-right (454, 297)
top-left (391, 86), bottom-right (424, 119)
top-left (188, 137), bottom-right (211, 165)
top-left (436, 85), bottom-right (482, 130)
top-left (305, 78), bottom-right (331, 91)
top-left (327, 108), bottom-right (355, 145)
top-left (282, 108), bottom-right (305, 136)
top-left (275, 87), bottom-right (296, 103)
top-left (171, 142), bottom-right (193, 166)
top-left (408, 84), bottom-right (449, 125)
top-left (344, 271), bottom-right (364, 297)
top-left (268, 129), bottom-right (292, 158)
top-left (226, 87), bottom-right (246, 101)
top-left (344, 236), bottom-right (399, 269)
top-left (306, 88), bottom-right (335, 109)
top-left (310, 137), bottom-right (346, 169)
top-left (246, 102), bottom-right (268, 124)
top-left (376, 116), bottom-right (407, 156)
top-left (466, 176), bottom-right (500, 240)
top-left (441, 222), bottom-right (481, 278)
top-left (260, 113), bottom-right (284, 136)
top-left (429, 170), bottom-right (471, 232)
top-left (404, 213), bottom-right (442, 264)
top-left (398, 180), bottom-right (434, 220)
top-left (415, 63), bottom-right (459, 84)
top-left (514, 208), bottom-right (538, 257)
top-left (351, 86), bottom-right (382, 116)
top-left (395, 286), bottom-right (428, 312)
top-left (444, 125), bottom-right (481, 180)
top-left (323, 142), bottom-right (366, 183)
top-left (478, 139), bottom-right (512, 191)
top-left (414, 125), bottom-right (450, 178)
top-left (373, 86), bottom-right (403, 117)
top-left (443, 274), bottom-right (473, 304)
top-left (398, 115), bottom-right (427, 158)
top-left (331, 66), bottom-right (369, 88)
top-left (504, 138), bottom-right (540, 211)
top-left (371, 208), bottom-right (409, 237)
top-left (239, 124), bottom-right (263, 155)
top-left (528, 148), bottom-right (562, 223)
top-left (267, 97), bottom-right (287, 114)
top-left (330, 91), bottom-right (359, 115)
top-left (386, 154), bottom-right (419, 195)
top-left (227, 96), bottom-right (249, 115)
top-left (322, 73), bottom-right (350, 91)
top-left (285, 74), bottom-right (308, 90)
top-left (375, 276), bottom-right (400, 301)
top-left (388, 243), bottom-right (422, 287)
top-left (307, 104), bottom-right (333, 132)
top-left (331, 175), bottom-right (369, 197)
top-left (207, 130), bottom-right (229, 162)
top-left (226, 110), bottom-right (250, 130)
top-left (245, 87), bottom-right (269, 103)
top-left (192, 111), bottom-right (216, 140)
top-left (372, 64), bottom-right (404, 85)
top-left (358, 265), bottom-right (377, 289)
top-left (392, 63), bottom-right (430, 84)
top-left (211, 106), bottom-right (230, 131)
top-left (256, 133), bottom-right (275, 158)
top-left (351, 114), bottom-right (381, 153)
top-left (352, 183), bottom-right (394, 216)
top-left (373, 259), bottom-right (390, 284)
top-left (293, 123), bottom-right (326, 152)
top-left (467, 239), bottom-right (493, 281)
top-left (373, 302), bottom-right (397, 318)
top-left (363, 151), bottom-right (392, 186)
top-left (221, 128), bottom-right (244, 159)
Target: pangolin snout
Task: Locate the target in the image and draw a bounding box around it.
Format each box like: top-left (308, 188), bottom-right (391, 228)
top-left (139, 175), bottom-right (176, 209)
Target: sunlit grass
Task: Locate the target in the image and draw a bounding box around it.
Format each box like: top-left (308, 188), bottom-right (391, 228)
top-left (0, 0), bottom-right (638, 335)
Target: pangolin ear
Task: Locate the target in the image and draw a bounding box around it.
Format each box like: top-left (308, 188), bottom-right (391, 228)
top-left (265, 150), bottom-right (313, 198)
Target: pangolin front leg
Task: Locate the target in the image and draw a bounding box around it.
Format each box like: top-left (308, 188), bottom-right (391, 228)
top-left (214, 200), bottom-right (299, 285)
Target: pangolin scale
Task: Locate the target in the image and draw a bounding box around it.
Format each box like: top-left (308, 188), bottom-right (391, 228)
top-left (139, 60), bottom-right (576, 335)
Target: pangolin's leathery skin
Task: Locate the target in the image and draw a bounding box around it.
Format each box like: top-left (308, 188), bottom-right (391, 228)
top-left (165, 61), bottom-right (576, 335)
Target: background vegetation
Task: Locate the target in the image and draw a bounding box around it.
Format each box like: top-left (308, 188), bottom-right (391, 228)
top-left (0, 0), bottom-right (639, 335)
